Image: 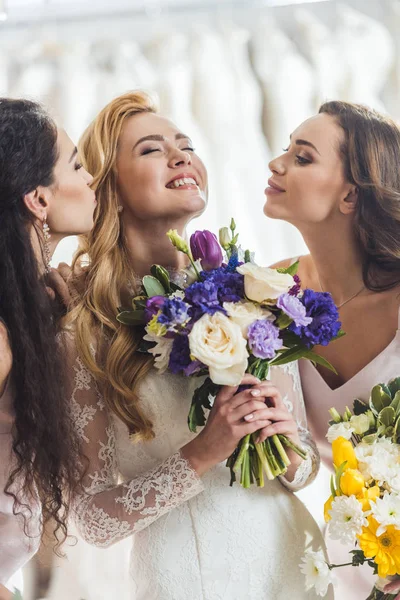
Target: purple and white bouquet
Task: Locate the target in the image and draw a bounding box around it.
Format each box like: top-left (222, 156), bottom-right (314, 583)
top-left (118, 220), bottom-right (344, 487)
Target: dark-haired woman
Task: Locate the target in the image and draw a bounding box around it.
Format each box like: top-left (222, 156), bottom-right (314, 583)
top-left (0, 98), bottom-right (96, 594)
top-left (266, 101), bottom-right (400, 598)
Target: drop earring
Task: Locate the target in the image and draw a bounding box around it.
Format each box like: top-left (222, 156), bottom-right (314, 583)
top-left (42, 214), bottom-right (51, 274)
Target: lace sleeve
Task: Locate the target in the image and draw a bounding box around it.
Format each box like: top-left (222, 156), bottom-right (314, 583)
top-left (63, 331), bottom-right (205, 549)
top-left (269, 362), bottom-right (320, 493)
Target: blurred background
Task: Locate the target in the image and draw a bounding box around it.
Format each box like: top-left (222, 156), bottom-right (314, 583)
top-left (2, 0), bottom-right (400, 597)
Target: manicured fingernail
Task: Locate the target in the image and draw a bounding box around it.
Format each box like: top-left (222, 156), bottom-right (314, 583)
top-left (244, 413), bottom-right (254, 421)
top-left (250, 389), bottom-right (261, 397)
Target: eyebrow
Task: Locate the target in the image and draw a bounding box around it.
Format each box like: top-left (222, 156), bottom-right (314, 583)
top-left (69, 147), bottom-right (78, 162)
top-left (132, 133), bottom-right (192, 151)
top-left (290, 135), bottom-right (321, 155)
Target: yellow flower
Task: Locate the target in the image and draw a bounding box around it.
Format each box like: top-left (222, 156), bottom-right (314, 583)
top-left (340, 469), bottom-right (365, 496)
top-left (332, 436), bottom-right (358, 470)
top-left (324, 496), bottom-right (334, 523)
top-left (146, 314), bottom-right (167, 337)
top-left (357, 486), bottom-right (380, 512)
top-left (357, 517), bottom-right (400, 578)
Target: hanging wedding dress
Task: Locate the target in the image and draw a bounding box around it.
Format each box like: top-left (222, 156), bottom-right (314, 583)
top-left (334, 4), bottom-right (394, 112)
top-left (251, 16), bottom-right (309, 264)
top-left (294, 8), bottom-right (342, 108)
top-left (64, 330), bottom-right (332, 600)
top-left (383, 1), bottom-right (400, 121)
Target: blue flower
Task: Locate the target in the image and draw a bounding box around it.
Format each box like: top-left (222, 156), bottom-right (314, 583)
top-left (168, 335), bottom-right (203, 375)
top-left (289, 289), bottom-right (341, 348)
top-left (201, 267), bottom-right (245, 303)
top-left (277, 293), bottom-right (313, 327)
top-left (247, 319), bottom-right (283, 360)
top-left (184, 279), bottom-right (222, 318)
top-left (157, 297), bottom-right (191, 331)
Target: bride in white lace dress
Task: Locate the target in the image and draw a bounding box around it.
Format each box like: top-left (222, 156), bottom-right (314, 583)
top-left (64, 91), bottom-right (332, 600)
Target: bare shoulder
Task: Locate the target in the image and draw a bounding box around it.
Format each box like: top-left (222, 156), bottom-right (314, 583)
top-left (0, 321), bottom-right (12, 394)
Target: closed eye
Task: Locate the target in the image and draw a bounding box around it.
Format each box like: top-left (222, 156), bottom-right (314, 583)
top-left (74, 162), bottom-right (83, 171)
top-left (141, 148), bottom-right (161, 155)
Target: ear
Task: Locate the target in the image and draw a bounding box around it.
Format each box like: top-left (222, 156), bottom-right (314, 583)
top-left (23, 186), bottom-right (50, 221)
top-left (340, 186), bottom-right (358, 215)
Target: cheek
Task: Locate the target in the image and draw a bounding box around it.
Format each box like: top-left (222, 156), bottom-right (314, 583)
top-left (50, 180), bottom-right (94, 233)
top-left (288, 169), bottom-right (341, 220)
top-left (118, 163), bottom-right (164, 211)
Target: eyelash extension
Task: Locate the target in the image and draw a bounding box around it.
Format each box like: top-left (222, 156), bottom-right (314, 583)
top-left (183, 147), bottom-right (195, 152)
top-left (282, 147), bottom-right (290, 152)
top-left (74, 162), bottom-right (83, 171)
top-left (141, 148), bottom-right (160, 155)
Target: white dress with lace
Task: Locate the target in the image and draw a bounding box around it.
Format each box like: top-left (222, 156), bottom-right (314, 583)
top-left (68, 335), bottom-right (332, 600)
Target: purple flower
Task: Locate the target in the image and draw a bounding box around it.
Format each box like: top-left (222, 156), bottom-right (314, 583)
top-left (277, 293), bottom-right (313, 327)
top-left (201, 267), bottom-right (245, 303)
top-left (157, 297), bottom-right (191, 331)
top-left (247, 319), bottom-right (283, 360)
top-left (289, 274), bottom-right (301, 297)
top-left (144, 296), bottom-right (165, 323)
top-left (289, 289), bottom-right (341, 348)
top-left (190, 230), bottom-right (223, 271)
top-left (168, 335), bottom-right (203, 375)
top-left (184, 279), bottom-right (222, 318)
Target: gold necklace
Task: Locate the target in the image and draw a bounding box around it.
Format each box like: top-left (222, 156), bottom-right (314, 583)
top-left (317, 274), bottom-right (365, 309)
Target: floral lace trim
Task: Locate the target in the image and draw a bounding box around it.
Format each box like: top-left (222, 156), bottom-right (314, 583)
top-left (279, 433), bottom-right (320, 492)
top-left (74, 452), bottom-right (204, 548)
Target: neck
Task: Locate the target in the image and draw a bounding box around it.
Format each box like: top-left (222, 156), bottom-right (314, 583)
top-left (300, 220), bottom-right (365, 304)
top-left (122, 215), bottom-right (191, 278)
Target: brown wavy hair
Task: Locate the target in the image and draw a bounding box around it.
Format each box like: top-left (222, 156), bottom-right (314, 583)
top-left (69, 91), bottom-right (158, 441)
top-left (319, 101), bottom-right (400, 291)
top-left (0, 98), bottom-right (80, 550)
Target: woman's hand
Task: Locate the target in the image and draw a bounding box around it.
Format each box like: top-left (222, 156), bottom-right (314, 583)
top-left (384, 577), bottom-right (400, 598)
top-left (181, 375), bottom-right (277, 476)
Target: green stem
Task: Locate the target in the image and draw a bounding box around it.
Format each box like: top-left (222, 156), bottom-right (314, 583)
top-left (279, 434), bottom-right (308, 460)
top-left (254, 439), bottom-right (274, 480)
top-left (271, 434), bottom-right (291, 467)
top-left (188, 255), bottom-right (201, 280)
top-left (233, 434), bottom-right (250, 473)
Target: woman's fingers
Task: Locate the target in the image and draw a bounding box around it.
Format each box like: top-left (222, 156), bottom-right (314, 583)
top-left (234, 400), bottom-right (270, 422)
top-left (46, 268), bottom-right (72, 307)
top-left (215, 375), bottom-right (261, 405)
top-left (243, 408), bottom-right (290, 424)
top-left (255, 420), bottom-right (299, 444)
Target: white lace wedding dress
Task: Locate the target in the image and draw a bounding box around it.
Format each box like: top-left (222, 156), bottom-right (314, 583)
top-left (67, 333), bottom-right (332, 600)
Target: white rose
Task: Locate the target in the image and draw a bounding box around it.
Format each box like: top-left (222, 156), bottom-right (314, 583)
top-left (189, 312), bottom-right (248, 386)
top-left (236, 263), bottom-right (294, 302)
top-left (223, 301), bottom-right (273, 338)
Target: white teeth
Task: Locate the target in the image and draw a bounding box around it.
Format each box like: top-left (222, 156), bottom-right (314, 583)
top-left (171, 177), bottom-right (197, 188)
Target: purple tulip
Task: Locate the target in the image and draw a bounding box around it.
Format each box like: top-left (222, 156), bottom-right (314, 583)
top-left (144, 295), bottom-right (166, 323)
top-left (190, 230), bottom-right (223, 271)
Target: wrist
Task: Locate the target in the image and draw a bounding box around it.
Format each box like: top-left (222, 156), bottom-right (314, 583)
top-left (181, 437), bottom-right (215, 476)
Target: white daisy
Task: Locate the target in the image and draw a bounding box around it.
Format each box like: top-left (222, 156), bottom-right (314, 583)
top-left (328, 495), bottom-right (368, 545)
top-left (143, 332), bottom-right (173, 373)
top-left (326, 422), bottom-right (354, 443)
top-left (300, 549), bottom-right (336, 597)
top-left (370, 493), bottom-right (400, 536)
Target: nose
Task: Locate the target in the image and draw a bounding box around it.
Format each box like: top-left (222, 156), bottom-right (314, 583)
top-left (268, 154), bottom-right (286, 175)
top-left (83, 167), bottom-right (94, 186)
top-left (168, 147), bottom-right (192, 168)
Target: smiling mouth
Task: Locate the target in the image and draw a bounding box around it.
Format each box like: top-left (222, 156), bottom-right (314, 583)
top-left (166, 176), bottom-right (199, 190)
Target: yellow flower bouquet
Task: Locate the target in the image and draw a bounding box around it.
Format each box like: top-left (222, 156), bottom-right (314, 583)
top-left (300, 378), bottom-right (400, 599)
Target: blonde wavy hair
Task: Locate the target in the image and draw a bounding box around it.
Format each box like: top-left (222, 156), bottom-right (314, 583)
top-left (69, 91), bottom-right (159, 441)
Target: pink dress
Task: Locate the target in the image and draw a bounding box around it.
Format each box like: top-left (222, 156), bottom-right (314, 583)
top-left (0, 378), bottom-right (41, 588)
top-left (299, 308), bottom-right (400, 599)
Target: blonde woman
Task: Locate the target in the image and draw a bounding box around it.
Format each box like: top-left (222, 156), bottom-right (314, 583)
top-left (65, 92), bottom-right (330, 600)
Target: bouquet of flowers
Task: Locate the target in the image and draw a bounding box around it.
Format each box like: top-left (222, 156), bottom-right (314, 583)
top-left (301, 377), bottom-right (400, 599)
top-left (118, 219), bottom-right (343, 488)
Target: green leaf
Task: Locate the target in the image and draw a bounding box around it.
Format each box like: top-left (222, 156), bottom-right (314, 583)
top-left (362, 433), bottom-right (378, 444)
top-left (394, 416), bottom-right (400, 443)
top-left (330, 474), bottom-right (337, 498)
top-left (370, 385), bottom-right (392, 414)
top-left (277, 260), bottom-right (299, 276)
top-left (188, 378), bottom-right (219, 433)
top-left (335, 461), bottom-right (348, 493)
top-left (132, 295), bottom-right (148, 310)
top-left (378, 406), bottom-right (395, 428)
top-left (390, 390), bottom-right (400, 415)
top-left (303, 350), bottom-right (338, 374)
top-left (244, 249), bottom-right (251, 263)
top-left (269, 345), bottom-right (308, 366)
top-left (388, 377), bottom-right (400, 397)
top-left (275, 313), bottom-right (293, 330)
top-left (331, 329), bottom-right (346, 341)
top-left (142, 275), bottom-right (166, 297)
top-left (150, 264), bottom-right (171, 292)
top-left (350, 550), bottom-right (367, 567)
top-left (353, 398), bottom-right (370, 415)
top-left (116, 310), bottom-right (145, 326)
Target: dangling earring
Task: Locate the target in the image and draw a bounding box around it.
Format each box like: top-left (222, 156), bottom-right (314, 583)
top-left (42, 214), bottom-right (51, 274)
top-left (117, 205), bottom-right (123, 214)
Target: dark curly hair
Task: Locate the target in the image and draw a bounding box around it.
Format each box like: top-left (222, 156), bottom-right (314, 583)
top-left (0, 98), bottom-right (79, 550)
top-left (319, 101), bottom-right (400, 291)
